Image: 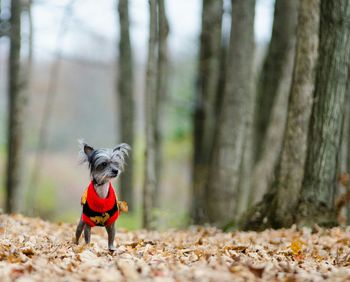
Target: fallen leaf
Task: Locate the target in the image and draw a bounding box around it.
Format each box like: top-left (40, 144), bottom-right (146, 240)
top-left (290, 239), bottom-right (302, 255)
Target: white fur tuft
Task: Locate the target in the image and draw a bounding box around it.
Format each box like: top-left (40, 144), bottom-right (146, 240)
top-left (78, 139), bottom-right (89, 164)
top-left (112, 143), bottom-right (131, 171)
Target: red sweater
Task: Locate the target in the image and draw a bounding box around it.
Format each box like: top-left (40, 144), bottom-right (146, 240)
top-left (81, 181), bottom-right (120, 227)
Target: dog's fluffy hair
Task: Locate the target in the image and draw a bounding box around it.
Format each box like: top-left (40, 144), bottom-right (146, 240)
top-left (78, 139), bottom-right (130, 185)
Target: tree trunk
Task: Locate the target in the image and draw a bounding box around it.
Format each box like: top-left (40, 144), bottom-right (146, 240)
top-left (297, 0), bottom-right (350, 227)
top-left (254, 0), bottom-right (298, 162)
top-left (206, 0), bottom-right (255, 226)
top-left (249, 0), bottom-right (299, 205)
top-left (272, 0), bottom-right (320, 227)
top-left (248, 45), bottom-right (295, 206)
top-left (153, 0), bottom-right (169, 209)
top-left (143, 0), bottom-right (158, 229)
top-left (117, 0), bottom-right (135, 211)
top-left (6, 0), bottom-right (24, 213)
top-left (192, 0), bottom-right (223, 224)
top-left (241, 0), bottom-right (320, 231)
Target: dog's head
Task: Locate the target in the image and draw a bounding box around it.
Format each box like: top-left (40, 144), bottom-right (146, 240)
top-left (79, 140), bottom-right (130, 185)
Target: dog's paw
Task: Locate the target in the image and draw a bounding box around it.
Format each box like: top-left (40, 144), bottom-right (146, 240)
top-left (108, 245), bottom-right (117, 252)
top-left (72, 236), bottom-right (79, 245)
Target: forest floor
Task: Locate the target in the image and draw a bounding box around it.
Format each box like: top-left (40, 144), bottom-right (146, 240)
top-left (0, 214), bottom-right (350, 281)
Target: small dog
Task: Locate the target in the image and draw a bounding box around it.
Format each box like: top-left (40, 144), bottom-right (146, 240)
top-left (75, 140), bottom-right (130, 251)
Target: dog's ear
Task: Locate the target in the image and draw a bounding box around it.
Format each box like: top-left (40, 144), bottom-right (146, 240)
top-left (113, 143), bottom-right (131, 155)
top-left (112, 143), bottom-right (131, 171)
top-left (83, 144), bottom-right (94, 157)
top-left (78, 139), bottom-right (94, 163)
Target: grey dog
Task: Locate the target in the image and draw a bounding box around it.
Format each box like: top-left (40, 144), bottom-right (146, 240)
top-left (75, 140), bottom-right (130, 251)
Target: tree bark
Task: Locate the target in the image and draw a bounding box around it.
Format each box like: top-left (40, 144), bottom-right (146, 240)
top-left (6, 0), bottom-right (25, 213)
top-left (153, 0), bottom-right (169, 208)
top-left (143, 0), bottom-right (158, 229)
top-left (248, 45), bottom-right (295, 206)
top-left (272, 0), bottom-right (320, 227)
top-left (206, 0), bottom-right (255, 226)
top-left (241, 0), bottom-right (321, 230)
top-left (117, 0), bottom-right (135, 211)
top-left (192, 0), bottom-right (223, 224)
top-left (297, 0), bottom-right (350, 227)
top-left (254, 0), bottom-right (298, 161)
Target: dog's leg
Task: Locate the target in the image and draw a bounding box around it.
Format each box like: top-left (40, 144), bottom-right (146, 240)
top-left (75, 217), bottom-right (85, 244)
top-left (84, 224), bottom-right (91, 244)
top-left (106, 223), bottom-right (116, 251)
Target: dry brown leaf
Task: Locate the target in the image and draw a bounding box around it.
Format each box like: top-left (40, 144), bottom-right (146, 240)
top-left (118, 201), bottom-right (129, 213)
top-left (290, 239), bottom-right (303, 255)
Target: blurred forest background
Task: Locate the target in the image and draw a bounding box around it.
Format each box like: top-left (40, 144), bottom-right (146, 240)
top-left (1, 0), bottom-right (350, 231)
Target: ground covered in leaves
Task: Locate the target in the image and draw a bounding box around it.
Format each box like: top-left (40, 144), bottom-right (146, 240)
top-left (1, 215), bottom-right (350, 281)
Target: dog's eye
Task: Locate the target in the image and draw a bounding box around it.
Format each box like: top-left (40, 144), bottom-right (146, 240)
top-left (98, 162), bottom-right (108, 170)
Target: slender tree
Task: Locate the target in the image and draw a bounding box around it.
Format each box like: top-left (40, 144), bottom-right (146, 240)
top-left (192, 0), bottom-right (223, 224)
top-left (154, 0), bottom-right (169, 208)
top-left (249, 0), bottom-right (298, 205)
top-left (248, 48), bottom-right (295, 205)
top-left (143, 0), bottom-right (158, 228)
top-left (206, 0), bottom-right (255, 226)
top-left (117, 0), bottom-right (135, 210)
top-left (254, 0), bottom-right (298, 162)
top-left (6, 0), bottom-right (25, 212)
top-left (297, 0), bottom-right (350, 226)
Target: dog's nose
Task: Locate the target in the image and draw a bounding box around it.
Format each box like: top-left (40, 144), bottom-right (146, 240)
top-left (112, 169), bottom-right (119, 176)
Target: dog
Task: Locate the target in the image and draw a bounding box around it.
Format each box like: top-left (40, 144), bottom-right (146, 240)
top-left (75, 140), bottom-right (130, 251)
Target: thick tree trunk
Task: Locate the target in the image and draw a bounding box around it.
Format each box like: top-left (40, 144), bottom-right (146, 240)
top-left (192, 0), bottom-right (223, 224)
top-left (6, 0), bottom-right (24, 213)
top-left (273, 0), bottom-right (320, 227)
top-left (143, 0), bottom-right (158, 229)
top-left (154, 0), bottom-right (169, 208)
top-left (297, 0), bottom-right (350, 226)
top-left (206, 0), bottom-right (255, 226)
top-left (254, 0), bottom-right (298, 161)
top-left (241, 0), bottom-right (320, 230)
top-left (117, 0), bottom-right (135, 211)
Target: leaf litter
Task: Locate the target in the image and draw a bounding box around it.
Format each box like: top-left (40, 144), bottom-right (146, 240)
top-left (1, 214), bottom-right (350, 281)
